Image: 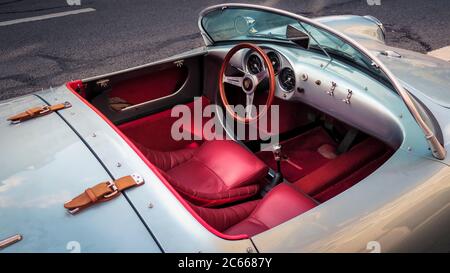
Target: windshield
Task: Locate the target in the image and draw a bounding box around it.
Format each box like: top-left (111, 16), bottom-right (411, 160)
top-left (201, 7), bottom-right (391, 87)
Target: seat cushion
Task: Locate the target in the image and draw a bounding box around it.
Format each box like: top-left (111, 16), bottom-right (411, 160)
top-left (166, 140), bottom-right (268, 206)
top-left (225, 183), bottom-right (317, 236)
top-left (191, 200), bottom-right (260, 232)
top-left (293, 137), bottom-right (387, 196)
top-left (135, 140), bottom-right (268, 206)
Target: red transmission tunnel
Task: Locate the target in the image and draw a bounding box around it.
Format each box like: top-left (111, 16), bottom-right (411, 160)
top-left (256, 127), bottom-right (337, 182)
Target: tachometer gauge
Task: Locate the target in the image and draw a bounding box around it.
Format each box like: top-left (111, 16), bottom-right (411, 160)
top-left (247, 54), bottom-right (263, 74)
top-left (279, 68), bottom-right (296, 92)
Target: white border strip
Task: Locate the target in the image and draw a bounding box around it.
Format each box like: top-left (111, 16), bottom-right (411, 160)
top-left (0, 8), bottom-right (96, 27)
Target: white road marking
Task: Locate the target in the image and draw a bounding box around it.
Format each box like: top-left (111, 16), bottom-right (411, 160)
top-left (0, 8), bottom-right (96, 27)
top-left (428, 46), bottom-right (450, 62)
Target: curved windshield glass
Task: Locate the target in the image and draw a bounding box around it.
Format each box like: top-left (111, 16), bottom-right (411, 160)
top-left (201, 8), bottom-right (297, 42)
top-left (201, 7), bottom-right (391, 87)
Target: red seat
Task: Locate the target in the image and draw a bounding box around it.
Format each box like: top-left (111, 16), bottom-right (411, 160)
top-left (136, 140), bottom-right (268, 207)
top-left (191, 183), bottom-right (317, 236)
top-left (293, 137), bottom-right (388, 197)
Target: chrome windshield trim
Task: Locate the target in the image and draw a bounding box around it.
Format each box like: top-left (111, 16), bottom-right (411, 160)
top-left (199, 3), bottom-right (446, 160)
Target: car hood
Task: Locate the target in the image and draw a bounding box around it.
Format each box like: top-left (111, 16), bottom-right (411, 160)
top-left (354, 40), bottom-right (450, 109)
top-left (0, 95), bottom-right (160, 252)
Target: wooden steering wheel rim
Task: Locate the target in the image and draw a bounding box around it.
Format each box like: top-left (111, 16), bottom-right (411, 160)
top-left (218, 43), bottom-right (276, 123)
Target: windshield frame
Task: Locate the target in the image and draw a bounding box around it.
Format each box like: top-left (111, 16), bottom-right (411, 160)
top-left (199, 3), bottom-right (446, 160)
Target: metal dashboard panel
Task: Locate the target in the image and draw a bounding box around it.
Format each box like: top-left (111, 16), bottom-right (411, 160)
top-left (206, 44), bottom-right (432, 157)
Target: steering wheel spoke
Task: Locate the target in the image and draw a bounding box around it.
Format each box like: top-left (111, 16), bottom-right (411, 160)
top-left (245, 93), bottom-right (255, 119)
top-left (255, 69), bottom-right (268, 85)
top-left (223, 75), bottom-right (244, 88)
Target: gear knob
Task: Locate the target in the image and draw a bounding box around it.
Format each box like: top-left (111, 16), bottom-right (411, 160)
top-left (273, 144), bottom-right (282, 162)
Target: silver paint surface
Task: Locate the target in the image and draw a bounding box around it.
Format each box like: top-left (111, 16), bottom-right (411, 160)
top-left (0, 95), bottom-right (161, 253)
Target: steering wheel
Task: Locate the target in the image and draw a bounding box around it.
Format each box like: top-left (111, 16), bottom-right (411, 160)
top-left (219, 43), bottom-right (276, 123)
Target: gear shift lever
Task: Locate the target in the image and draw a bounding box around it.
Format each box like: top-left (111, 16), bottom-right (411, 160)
top-left (273, 144), bottom-right (283, 180)
top-left (261, 144), bottom-right (283, 196)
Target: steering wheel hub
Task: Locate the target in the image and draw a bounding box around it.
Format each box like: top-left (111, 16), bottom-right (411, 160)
top-left (242, 77), bottom-right (254, 92)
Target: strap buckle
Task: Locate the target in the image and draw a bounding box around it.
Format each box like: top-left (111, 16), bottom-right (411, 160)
top-left (103, 181), bottom-right (119, 198)
top-left (39, 106), bottom-right (51, 115)
top-left (64, 174), bottom-right (145, 214)
top-left (8, 101), bottom-right (72, 124)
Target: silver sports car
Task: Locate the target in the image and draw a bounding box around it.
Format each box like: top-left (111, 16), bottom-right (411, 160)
top-left (0, 3), bottom-right (449, 253)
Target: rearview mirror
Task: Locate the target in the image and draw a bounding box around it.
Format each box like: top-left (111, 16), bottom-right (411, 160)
top-left (286, 24), bottom-right (309, 48)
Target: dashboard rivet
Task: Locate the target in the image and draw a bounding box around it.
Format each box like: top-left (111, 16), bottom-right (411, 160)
top-left (148, 202), bottom-right (154, 209)
top-left (364, 87), bottom-right (368, 91)
top-left (399, 114), bottom-right (403, 118)
top-left (297, 87), bottom-right (305, 93)
top-left (92, 133), bottom-right (96, 137)
top-left (320, 64), bottom-right (324, 68)
top-left (301, 73), bottom-right (308, 81)
top-left (315, 80), bottom-right (321, 85)
top-left (116, 162), bottom-right (122, 168)
top-left (246, 247), bottom-right (254, 253)
top-left (407, 147), bottom-right (412, 152)
top-left (283, 93), bottom-right (287, 98)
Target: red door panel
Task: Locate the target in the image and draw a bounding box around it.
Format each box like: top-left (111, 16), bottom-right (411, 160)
top-left (108, 66), bottom-right (188, 107)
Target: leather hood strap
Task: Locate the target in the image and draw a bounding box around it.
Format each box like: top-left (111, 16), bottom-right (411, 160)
top-left (7, 101), bottom-right (72, 123)
top-left (64, 174), bottom-right (144, 214)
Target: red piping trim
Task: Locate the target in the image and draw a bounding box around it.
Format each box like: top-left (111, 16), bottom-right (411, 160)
top-left (66, 80), bottom-right (248, 240)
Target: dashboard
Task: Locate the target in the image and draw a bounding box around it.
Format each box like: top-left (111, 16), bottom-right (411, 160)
top-left (208, 44), bottom-right (403, 148)
top-left (242, 48), bottom-right (297, 97)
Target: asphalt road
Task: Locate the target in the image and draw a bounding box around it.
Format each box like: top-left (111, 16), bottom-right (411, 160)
top-left (1, 0), bottom-right (449, 100)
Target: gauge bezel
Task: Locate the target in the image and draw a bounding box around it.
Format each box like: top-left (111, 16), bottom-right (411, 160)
top-left (245, 53), bottom-right (264, 74)
top-left (266, 51), bottom-right (281, 75)
top-left (278, 67), bottom-right (296, 92)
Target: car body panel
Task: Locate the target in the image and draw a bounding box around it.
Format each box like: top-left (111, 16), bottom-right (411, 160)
top-left (0, 5), bottom-right (449, 253)
top-left (0, 95), bottom-right (161, 253)
top-left (36, 86), bottom-right (256, 253)
top-left (252, 149), bottom-right (450, 252)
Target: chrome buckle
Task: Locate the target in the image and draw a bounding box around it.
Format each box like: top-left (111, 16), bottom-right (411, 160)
top-left (103, 181), bottom-right (119, 198)
top-left (39, 106), bottom-right (51, 115)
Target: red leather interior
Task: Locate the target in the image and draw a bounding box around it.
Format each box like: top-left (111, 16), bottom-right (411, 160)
top-left (257, 127), bottom-right (337, 182)
top-left (136, 140), bottom-right (268, 206)
top-left (224, 183), bottom-right (317, 236)
top-left (313, 149), bottom-right (393, 202)
top-left (118, 97), bottom-right (210, 151)
top-left (293, 137), bottom-right (391, 196)
top-left (191, 200), bottom-right (260, 232)
top-left (109, 66), bottom-right (188, 105)
top-left (69, 78), bottom-right (394, 238)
